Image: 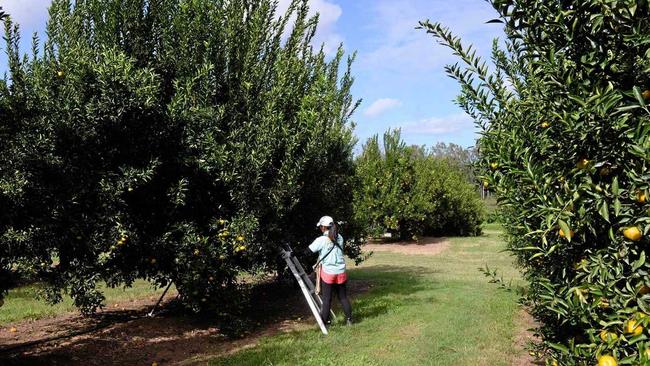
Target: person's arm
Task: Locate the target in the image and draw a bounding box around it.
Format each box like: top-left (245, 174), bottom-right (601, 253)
top-left (308, 237), bottom-right (322, 254)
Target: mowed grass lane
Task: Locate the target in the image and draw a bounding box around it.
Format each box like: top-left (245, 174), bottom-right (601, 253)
top-left (209, 223), bottom-right (525, 366)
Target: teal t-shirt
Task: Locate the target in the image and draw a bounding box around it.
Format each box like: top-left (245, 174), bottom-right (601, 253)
top-left (309, 232), bottom-right (345, 275)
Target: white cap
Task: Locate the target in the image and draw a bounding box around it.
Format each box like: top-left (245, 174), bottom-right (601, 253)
top-left (316, 216), bottom-right (334, 227)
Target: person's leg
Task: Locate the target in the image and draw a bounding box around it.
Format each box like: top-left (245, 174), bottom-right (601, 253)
top-left (320, 280), bottom-right (333, 324)
top-left (336, 282), bottom-right (353, 322)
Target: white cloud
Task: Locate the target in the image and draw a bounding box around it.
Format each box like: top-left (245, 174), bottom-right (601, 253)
top-left (358, 0), bottom-right (502, 73)
top-left (276, 0), bottom-right (343, 55)
top-left (0, 0), bottom-right (51, 28)
top-left (363, 98), bottom-right (401, 117)
top-left (402, 113), bottom-right (474, 134)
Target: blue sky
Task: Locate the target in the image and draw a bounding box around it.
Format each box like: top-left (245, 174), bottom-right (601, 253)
top-left (0, 0), bottom-right (505, 149)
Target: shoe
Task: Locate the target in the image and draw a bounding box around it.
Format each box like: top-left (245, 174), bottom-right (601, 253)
top-left (346, 318), bottom-right (353, 326)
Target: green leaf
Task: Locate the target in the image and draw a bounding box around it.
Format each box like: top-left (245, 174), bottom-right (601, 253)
top-left (599, 201), bottom-right (610, 222)
top-left (558, 219), bottom-right (572, 242)
top-left (633, 86), bottom-right (646, 107)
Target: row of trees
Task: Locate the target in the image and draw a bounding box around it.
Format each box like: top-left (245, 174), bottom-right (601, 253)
top-left (0, 0), bottom-right (363, 313)
top-left (424, 0), bottom-right (650, 364)
top-left (354, 130), bottom-right (484, 240)
top-left (0, 0), bottom-right (485, 315)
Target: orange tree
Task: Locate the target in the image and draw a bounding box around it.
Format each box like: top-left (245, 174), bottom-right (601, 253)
top-left (422, 0), bottom-right (649, 364)
top-left (354, 129), bottom-right (483, 240)
top-left (0, 0), bottom-right (363, 314)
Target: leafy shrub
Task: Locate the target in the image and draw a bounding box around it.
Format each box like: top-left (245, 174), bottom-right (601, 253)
top-left (0, 0), bottom-right (364, 313)
top-left (354, 129), bottom-right (484, 240)
top-left (423, 0), bottom-right (650, 364)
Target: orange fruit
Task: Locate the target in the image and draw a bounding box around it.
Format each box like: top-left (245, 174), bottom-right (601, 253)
top-left (625, 319), bottom-right (643, 336)
top-left (597, 355), bottom-right (617, 366)
top-left (599, 330), bottom-right (618, 342)
top-left (623, 227), bottom-right (643, 241)
top-left (576, 158), bottom-right (590, 169)
top-left (559, 228), bottom-right (574, 240)
top-left (643, 89), bottom-right (650, 100)
top-left (637, 191), bottom-right (647, 204)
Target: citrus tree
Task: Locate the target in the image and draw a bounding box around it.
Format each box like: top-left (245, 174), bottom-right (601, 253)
top-left (0, 0), bottom-right (363, 313)
top-left (422, 0), bottom-right (650, 364)
top-left (354, 129), bottom-right (484, 240)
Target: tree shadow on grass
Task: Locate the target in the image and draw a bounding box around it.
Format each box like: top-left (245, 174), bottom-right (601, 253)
top-left (210, 265), bottom-right (438, 366)
top-left (0, 264), bottom-right (435, 366)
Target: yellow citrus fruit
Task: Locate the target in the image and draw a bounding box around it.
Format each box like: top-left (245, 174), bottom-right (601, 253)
top-left (576, 158), bottom-right (590, 169)
top-left (559, 228), bottom-right (574, 240)
top-left (551, 360), bottom-right (558, 366)
top-left (57, 70), bottom-right (64, 78)
top-left (645, 348), bottom-right (650, 358)
top-left (643, 89), bottom-right (650, 100)
top-left (541, 121), bottom-right (550, 128)
top-left (597, 355), bottom-right (617, 366)
top-left (623, 227), bottom-right (643, 241)
top-left (625, 319), bottom-right (643, 336)
top-left (490, 162), bottom-right (498, 170)
top-left (236, 235), bottom-right (244, 241)
top-left (599, 330), bottom-right (618, 342)
top-left (483, 180), bottom-right (489, 188)
top-left (637, 191), bottom-right (647, 204)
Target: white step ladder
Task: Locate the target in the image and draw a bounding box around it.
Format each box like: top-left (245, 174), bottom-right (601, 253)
top-left (280, 245), bottom-right (335, 335)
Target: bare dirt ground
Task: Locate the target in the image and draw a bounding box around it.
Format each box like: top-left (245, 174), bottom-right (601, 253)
top-left (0, 280), bottom-right (371, 366)
top-left (511, 308), bottom-right (542, 366)
top-left (363, 236), bottom-right (450, 256)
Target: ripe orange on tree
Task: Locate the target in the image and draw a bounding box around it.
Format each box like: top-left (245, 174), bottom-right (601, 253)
top-left (625, 319), bottom-right (643, 336)
top-left (576, 158), bottom-right (590, 169)
top-left (597, 355), bottom-right (617, 366)
top-left (642, 89), bottom-right (650, 100)
top-left (599, 330), bottom-right (618, 342)
top-left (559, 228), bottom-right (574, 240)
top-left (623, 226), bottom-right (643, 241)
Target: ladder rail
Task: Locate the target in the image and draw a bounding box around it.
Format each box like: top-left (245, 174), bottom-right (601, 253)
top-left (281, 248), bottom-right (329, 335)
top-left (290, 255), bottom-right (336, 320)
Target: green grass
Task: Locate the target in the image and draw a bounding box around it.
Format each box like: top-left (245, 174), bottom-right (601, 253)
top-left (209, 223), bottom-right (525, 366)
top-left (0, 280), bottom-right (168, 325)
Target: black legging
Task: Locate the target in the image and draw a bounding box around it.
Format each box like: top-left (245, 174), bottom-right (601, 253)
top-left (320, 280), bottom-right (352, 323)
